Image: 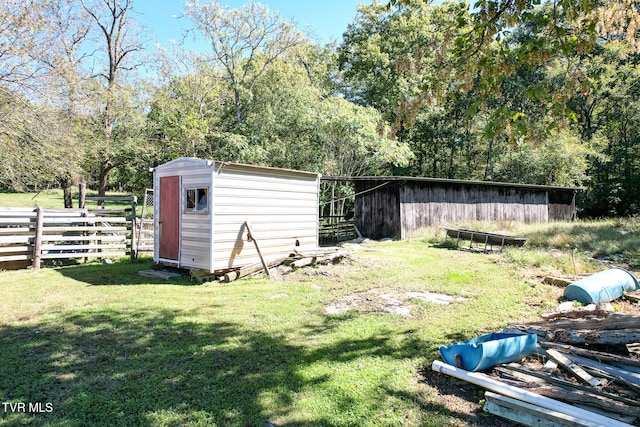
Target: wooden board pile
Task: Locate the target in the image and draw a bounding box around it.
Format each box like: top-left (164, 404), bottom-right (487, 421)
top-left (435, 307), bottom-right (640, 426)
top-left (191, 247), bottom-right (353, 283)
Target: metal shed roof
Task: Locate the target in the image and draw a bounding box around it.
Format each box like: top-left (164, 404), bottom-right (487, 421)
top-left (322, 176), bottom-right (582, 192)
top-left (152, 157), bottom-right (320, 178)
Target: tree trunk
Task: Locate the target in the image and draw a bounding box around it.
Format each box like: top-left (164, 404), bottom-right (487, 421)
top-left (59, 176), bottom-right (74, 208)
top-left (98, 161), bottom-right (117, 207)
top-left (484, 138), bottom-right (494, 181)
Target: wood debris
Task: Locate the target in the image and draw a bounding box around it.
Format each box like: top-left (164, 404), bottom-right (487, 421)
top-left (190, 247), bottom-right (354, 283)
top-left (435, 306), bottom-right (640, 426)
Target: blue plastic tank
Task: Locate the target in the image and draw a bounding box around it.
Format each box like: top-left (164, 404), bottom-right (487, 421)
top-left (563, 267), bottom-right (639, 305)
top-left (439, 332), bottom-right (537, 372)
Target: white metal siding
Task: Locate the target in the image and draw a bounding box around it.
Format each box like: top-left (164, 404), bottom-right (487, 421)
top-left (153, 158), bottom-right (214, 271)
top-left (212, 163), bottom-right (320, 271)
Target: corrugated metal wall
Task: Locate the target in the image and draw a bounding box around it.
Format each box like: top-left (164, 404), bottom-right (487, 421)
top-left (212, 163), bottom-right (320, 271)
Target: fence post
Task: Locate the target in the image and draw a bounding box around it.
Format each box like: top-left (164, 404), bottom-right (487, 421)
top-left (130, 196), bottom-right (137, 261)
top-left (32, 207), bottom-right (44, 271)
top-left (78, 183), bottom-right (86, 208)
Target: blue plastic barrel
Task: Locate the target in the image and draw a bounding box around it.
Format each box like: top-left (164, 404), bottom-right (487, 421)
top-left (563, 267), bottom-right (639, 305)
top-left (439, 332), bottom-right (537, 372)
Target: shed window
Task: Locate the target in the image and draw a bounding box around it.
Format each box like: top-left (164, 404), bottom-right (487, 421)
top-left (185, 188), bottom-right (208, 213)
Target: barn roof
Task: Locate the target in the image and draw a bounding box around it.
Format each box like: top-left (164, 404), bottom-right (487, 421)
top-left (322, 176), bottom-right (581, 192)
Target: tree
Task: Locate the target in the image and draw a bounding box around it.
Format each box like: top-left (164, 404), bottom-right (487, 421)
top-left (184, 0), bottom-right (306, 128)
top-left (80, 0), bottom-right (146, 200)
top-left (0, 0), bottom-right (92, 204)
top-left (339, 1), bottom-right (466, 134)
top-left (148, 48), bottom-right (226, 162)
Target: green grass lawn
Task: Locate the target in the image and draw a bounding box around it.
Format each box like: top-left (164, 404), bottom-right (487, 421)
top-left (0, 240), bottom-right (554, 427)
top-left (1, 216), bottom-right (638, 426)
top-left (0, 190), bottom-right (136, 210)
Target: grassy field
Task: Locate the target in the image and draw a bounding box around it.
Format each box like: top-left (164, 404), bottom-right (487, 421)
top-left (0, 190), bottom-right (136, 209)
top-left (0, 241), bottom-right (557, 426)
top-left (1, 193), bottom-right (639, 426)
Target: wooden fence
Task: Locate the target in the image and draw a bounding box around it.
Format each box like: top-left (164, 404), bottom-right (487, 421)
top-left (319, 215), bottom-right (359, 245)
top-left (0, 196), bottom-right (136, 270)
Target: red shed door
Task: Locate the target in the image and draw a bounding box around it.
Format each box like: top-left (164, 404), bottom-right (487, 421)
top-left (159, 176), bottom-right (180, 260)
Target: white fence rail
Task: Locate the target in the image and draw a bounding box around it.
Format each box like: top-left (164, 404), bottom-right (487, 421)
top-left (0, 205), bottom-right (134, 269)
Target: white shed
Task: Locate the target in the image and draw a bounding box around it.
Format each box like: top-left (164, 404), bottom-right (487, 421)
top-left (152, 158), bottom-right (321, 273)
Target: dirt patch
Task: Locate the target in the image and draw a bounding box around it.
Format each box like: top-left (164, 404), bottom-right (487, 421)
top-left (326, 288), bottom-right (467, 317)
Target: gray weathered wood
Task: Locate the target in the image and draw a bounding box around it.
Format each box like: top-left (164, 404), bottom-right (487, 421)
top-left (546, 349), bottom-right (603, 387)
top-left (32, 207), bottom-right (44, 270)
top-left (495, 377), bottom-right (640, 417)
top-left (483, 391), bottom-right (604, 427)
top-left (224, 262), bottom-right (265, 283)
top-left (540, 342), bottom-right (640, 368)
top-left (244, 220), bottom-right (272, 279)
top-left (499, 364), bottom-right (639, 407)
top-left (525, 313), bottom-right (640, 331)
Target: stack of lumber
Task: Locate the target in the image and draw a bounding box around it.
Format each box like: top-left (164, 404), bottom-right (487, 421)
top-left (190, 247), bottom-right (353, 283)
top-left (283, 248), bottom-right (352, 269)
top-left (434, 309), bottom-right (640, 426)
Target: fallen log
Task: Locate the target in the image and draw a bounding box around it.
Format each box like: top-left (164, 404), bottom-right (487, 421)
top-left (553, 328), bottom-right (640, 346)
top-left (223, 259), bottom-right (284, 283)
top-left (523, 313), bottom-right (640, 331)
top-left (540, 307), bottom-right (614, 321)
top-left (506, 325), bottom-right (640, 345)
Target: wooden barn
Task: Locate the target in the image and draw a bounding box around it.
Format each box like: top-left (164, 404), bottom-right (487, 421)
top-left (324, 176), bottom-right (579, 240)
top-left (153, 158), bottom-right (320, 273)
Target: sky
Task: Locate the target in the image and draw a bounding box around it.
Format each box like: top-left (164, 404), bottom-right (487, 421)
top-left (132, 0), bottom-right (368, 49)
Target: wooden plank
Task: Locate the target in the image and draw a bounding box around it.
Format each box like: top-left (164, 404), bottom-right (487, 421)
top-left (0, 227), bottom-right (33, 234)
top-left (40, 235), bottom-right (126, 243)
top-left (0, 218), bottom-right (36, 225)
top-left (524, 313), bottom-right (640, 331)
top-left (244, 220), bottom-right (272, 279)
top-left (499, 364), bottom-right (639, 407)
top-left (42, 217), bottom-right (129, 224)
top-left (559, 353), bottom-right (640, 386)
top-left (483, 391), bottom-right (603, 427)
top-left (540, 342), bottom-right (640, 368)
top-left (553, 329), bottom-right (640, 345)
top-left (546, 349), bottom-right (603, 387)
top-left (0, 254), bottom-right (32, 262)
top-left (624, 291), bottom-right (640, 303)
top-left (41, 251), bottom-right (126, 260)
top-left (130, 196), bottom-right (137, 261)
top-left (495, 377), bottom-right (640, 418)
top-left (0, 235), bottom-right (33, 244)
top-left (42, 226), bottom-right (128, 233)
top-left (32, 207), bottom-right (44, 270)
top-left (42, 244), bottom-right (127, 251)
top-left (85, 196), bottom-right (134, 201)
top-left (222, 261), bottom-right (278, 283)
top-left (0, 245), bottom-right (31, 254)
